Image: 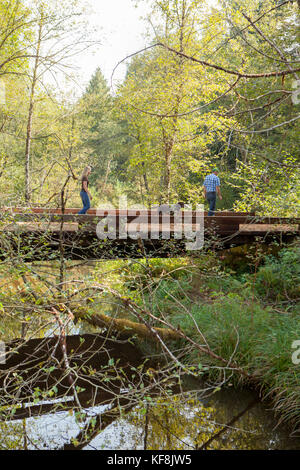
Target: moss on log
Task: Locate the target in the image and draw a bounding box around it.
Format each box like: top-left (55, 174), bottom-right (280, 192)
top-left (72, 307), bottom-right (181, 342)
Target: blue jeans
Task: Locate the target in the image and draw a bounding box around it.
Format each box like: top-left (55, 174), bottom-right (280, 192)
top-left (206, 191), bottom-right (216, 216)
top-left (78, 190), bottom-right (90, 214)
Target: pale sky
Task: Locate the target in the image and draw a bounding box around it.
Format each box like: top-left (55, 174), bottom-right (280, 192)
top-left (63, 0), bottom-right (218, 95)
top-left (76, 0), bottom-right (152, 91)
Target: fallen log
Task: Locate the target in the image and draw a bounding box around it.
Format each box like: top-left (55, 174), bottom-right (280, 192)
top-left (0, 333), bottom-right (144, 402)
top-left (72, 306), bottom-right (181, 342)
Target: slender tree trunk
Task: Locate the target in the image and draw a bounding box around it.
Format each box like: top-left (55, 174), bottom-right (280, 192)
top-left (102, 157), bottom-right (112, 195)
top-left (25, 12), bottom-right (43, 203)
top-left (59, 175), bottom-right (71, 290)
top-left (136, 133), bottom-right (150, 205)
top-left (165, 144), bottom-right (172, 203)
top-left (143, 404), bottom-right (150, 450)
top-left (141, 161), bottom-right (150, 207)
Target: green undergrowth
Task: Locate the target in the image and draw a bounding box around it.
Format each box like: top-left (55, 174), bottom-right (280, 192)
top-left (172, 294), bottom-right (300, 428)
top-left (121, 241), bottom-right (300, 432)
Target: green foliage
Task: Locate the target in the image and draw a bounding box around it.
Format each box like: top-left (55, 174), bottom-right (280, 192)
top-left (119, 258), bottom-right (191, 294)
top-left (252, 244), bottom-right (300, 300)
top-left (78, 68), bottom-right (122, 198)
top-left (115, 0), bottom-right (237, 205)
top-left (230, 155), bottom-right (300, 216)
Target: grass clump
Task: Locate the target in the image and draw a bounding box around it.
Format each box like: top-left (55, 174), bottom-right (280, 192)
top-left (172, 290), bottom-right (300, 432)
top-left (252, 245), bottom-right (300, 300)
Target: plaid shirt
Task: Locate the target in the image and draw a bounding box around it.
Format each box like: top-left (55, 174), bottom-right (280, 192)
top-left (203, 174), bottom-right (220, 192)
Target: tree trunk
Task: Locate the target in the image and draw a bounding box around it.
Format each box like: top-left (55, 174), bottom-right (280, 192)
top-left (25, 12), bottom-right (43, 203)
top-left (141, 162), bottom-right (150, 207)
top-left (165, 145), bottom-right (172, 203)
top-left (102, 157), bottom-right (112, 195)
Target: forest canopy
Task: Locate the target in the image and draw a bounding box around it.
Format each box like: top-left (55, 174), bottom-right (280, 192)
top-left (0, 0), bottom-right (299, 215)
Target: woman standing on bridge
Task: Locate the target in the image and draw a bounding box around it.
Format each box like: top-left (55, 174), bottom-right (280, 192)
top-left (78, 166), bottom-right (92, 214)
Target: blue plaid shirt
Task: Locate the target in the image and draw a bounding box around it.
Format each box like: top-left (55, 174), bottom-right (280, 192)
top-left (203, 174), bottom-right (220, 192)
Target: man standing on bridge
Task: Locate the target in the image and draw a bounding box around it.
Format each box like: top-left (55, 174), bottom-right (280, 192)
top-left (203, 168), bottom-right (222, 216)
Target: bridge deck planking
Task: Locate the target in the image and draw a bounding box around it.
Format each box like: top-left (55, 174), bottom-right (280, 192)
top-left (1, 209), bottom-right (299, 260)
top-left (1, 210), bottom-right (299, 235)
top-left (4, 209), bottom-right (299, 229)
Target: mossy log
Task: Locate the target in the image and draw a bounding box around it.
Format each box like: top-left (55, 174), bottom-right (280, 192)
top-left (72, 306), bottom-right (181, 342)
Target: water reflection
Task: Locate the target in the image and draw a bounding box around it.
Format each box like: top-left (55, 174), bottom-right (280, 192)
top-left (1, 390), bottom-right (299, 450)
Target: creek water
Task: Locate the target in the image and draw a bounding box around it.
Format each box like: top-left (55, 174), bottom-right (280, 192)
top-left (1, 381), bottom-right (300, 450)
top-left (1, 333), bottom-right (299, 450)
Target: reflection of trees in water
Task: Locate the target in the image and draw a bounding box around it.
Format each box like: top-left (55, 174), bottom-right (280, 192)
top-left (0, 421), bottom-right (26, 450)
top-left (123, 394), bottom-right (296, 450)
top-left (129, 395), bottom-right (221, 450)
top-left (0, 393), bottom-right (263, 450)
top-left (0, 392), bottom-right (297, 450)
top-left (125, 395), bottom-right (257, 450)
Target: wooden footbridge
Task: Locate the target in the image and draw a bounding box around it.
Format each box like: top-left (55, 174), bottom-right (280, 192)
top-left (0, 207), bottom-right (299, 260)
